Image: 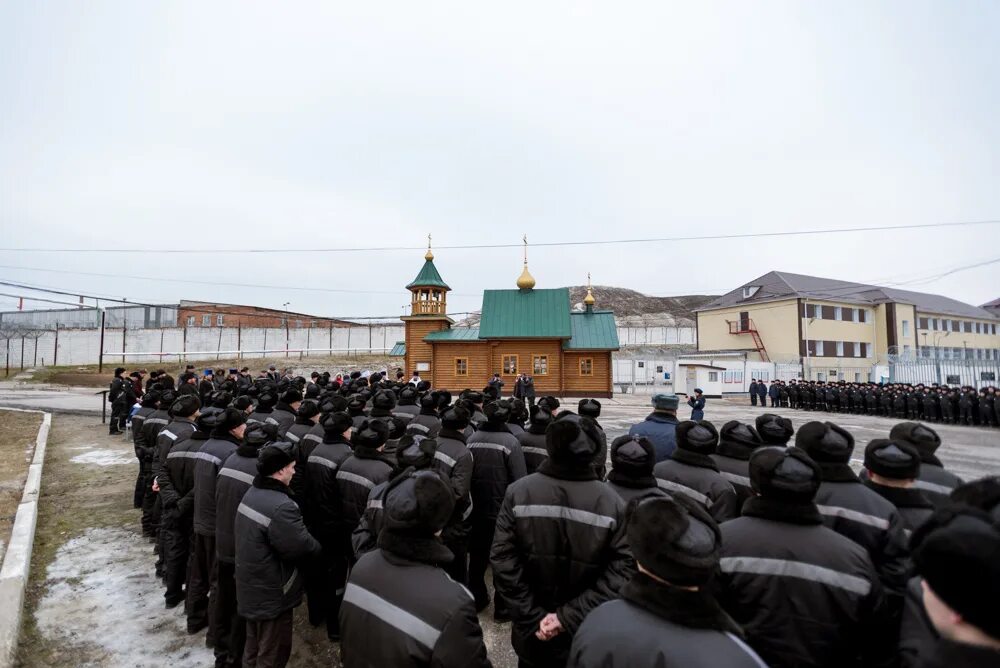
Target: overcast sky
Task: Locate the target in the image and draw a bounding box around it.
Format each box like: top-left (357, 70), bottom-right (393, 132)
top-left (1, 1), bottom-right (998, 319)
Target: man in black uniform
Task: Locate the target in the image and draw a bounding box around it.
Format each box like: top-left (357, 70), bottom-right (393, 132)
top-left (109, 367), bottom-right (135, 435)
top-left (749, 379), bottom-right (758, 406)
top-left (716, 447), bottom-right (895, 667)
top-left (569, 495), bottom-right (767, 668)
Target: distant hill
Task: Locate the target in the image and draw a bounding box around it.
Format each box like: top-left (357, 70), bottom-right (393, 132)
top-left (456, 286), bottom-right (718, 327)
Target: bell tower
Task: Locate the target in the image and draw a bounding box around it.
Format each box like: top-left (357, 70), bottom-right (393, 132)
top-left (401, 235), bottom-right (453, 380)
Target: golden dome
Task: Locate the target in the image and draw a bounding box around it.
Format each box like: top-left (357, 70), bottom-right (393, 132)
top-left (584, 288), bottom-right (596, 306)
top-left (425, 248), bottom-right (434, 261)
top-left (517, 264), bottom-right (536, 290)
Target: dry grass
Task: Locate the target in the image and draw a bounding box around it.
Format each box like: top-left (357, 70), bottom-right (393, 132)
top-left (0, 409), bottom-right (43, 562)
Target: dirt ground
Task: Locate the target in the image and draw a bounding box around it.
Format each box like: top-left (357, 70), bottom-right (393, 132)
top-left (14, 414), bottom-right (516, 668)
top-left (0, 409), bottom-right (43, 564)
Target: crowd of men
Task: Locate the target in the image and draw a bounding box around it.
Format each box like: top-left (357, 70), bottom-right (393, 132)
top-left (749, 378), bottom-right (1000, 427)
top-left (112, 364), bottom-right (1000, 667)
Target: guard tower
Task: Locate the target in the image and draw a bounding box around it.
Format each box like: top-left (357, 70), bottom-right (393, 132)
top-left (401, 236), bottom-right (453, 378)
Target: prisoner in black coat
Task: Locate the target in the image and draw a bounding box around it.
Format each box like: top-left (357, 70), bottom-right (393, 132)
top-left (710, 420), bottom-right (765, 506)
top-left (889, 422), bottom-right (963, 504)
top-left (340, 471), bottom-right (490, 668)
top-left (716, 447), bottom-right (895, 668)
top-left (653, 420), bottom-right (739, 522)
top-left (491, 414), bottom-right (632, 668)
top-left (604, 435), bottom-right (669, 505)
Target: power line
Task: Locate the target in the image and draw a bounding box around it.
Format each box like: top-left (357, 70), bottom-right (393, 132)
top-left (0, 264), bottom-right (482, 298)
top-left (0, 218), bottom-right (998, 254)
top-left (0, 279), bottom-right (477, 322)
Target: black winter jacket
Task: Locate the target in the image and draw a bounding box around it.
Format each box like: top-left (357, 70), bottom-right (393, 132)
top-left (653, 449), bottom-right (739, 522)
top-left (711, 440), bottom-right (757, 505)
top-left (305, 436), bottom-right (354, 543)
top-left (215, 444), bottom-right (259, 563)
top-left (130, 405), bottom-right (156, 459)
top-left (431, 429), bottom-right (474, 540)
top-left (159, 429), bottom-right (205, 517)
top-left (468, 424), bottom-right (526, 530)
top-left (814, 463), bottom-right (910, 596)
top-left (516, 426), bottom-right (547, 474)
top-left (270, 403), bottom-right (297, 436)
top-left (192, 432), bottom-right (242, 536)
top-left (409, 412), bottom-right (441, 434)
top-left (569, 572), bottom-right (765, 668)
top-left (862, 481), bottom-right (936, 534)
top-left (490, 458), bottom-right (633, 666)
top-left (336, 446), bottom-right (396, 535)
top-left (153, 418), bottom-right (197, 482)
top-left (900, 576), bottom-right (936, 668)
top-left (912, 458), bottom-right (962, 505)
top-left (717, 497), bottom-right (895, 668)
top-left (285, 417), bottom-right (319, 498)
top-left (339, 532), bottom-right (490, 668)
top-left (139, 408), bottom-right (170, 465)
top-left (235, 476), bottom-right (321, 621)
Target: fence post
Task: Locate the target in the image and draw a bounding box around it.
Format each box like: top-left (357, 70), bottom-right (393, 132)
top-left (122, 322), bottom-right (127, 364)
top-left (53, 324), bottom-right (59, 366)
top-left (98, 310), bottom-right (106, 373)
top-left (237, 322), bottom-right (242, 361)
top-left (159, 330), bottom-right (165, 364)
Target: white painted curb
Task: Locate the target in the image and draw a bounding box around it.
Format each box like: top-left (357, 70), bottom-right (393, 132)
top-left (0, 408), bottom-right (51, 668)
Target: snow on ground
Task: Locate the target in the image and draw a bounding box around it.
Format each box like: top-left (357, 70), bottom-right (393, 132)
top-left (35, 527), bottom-right (213, 668)
top-left (69, 449), bottom-right (134, 466)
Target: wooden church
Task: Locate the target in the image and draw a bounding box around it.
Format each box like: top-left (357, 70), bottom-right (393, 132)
top-left (399, 240), bottom-right (619, 398)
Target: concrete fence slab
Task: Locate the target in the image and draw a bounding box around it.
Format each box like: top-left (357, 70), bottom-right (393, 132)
top-left (0, 409), bottom-right (51, 668)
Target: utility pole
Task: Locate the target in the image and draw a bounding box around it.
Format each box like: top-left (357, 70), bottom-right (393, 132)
top-left (283, 302), bottom-right (291, 359)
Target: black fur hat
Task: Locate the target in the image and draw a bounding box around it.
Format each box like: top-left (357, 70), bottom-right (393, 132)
top-left (208, 407), bottom-right (248, 433)
top-left (755, 414), bottom-right (794, 446)
top-left (257, 441), bottom-right (297, 477)
top-left (280, 388), bottom-right (303, 404)
top-left (484, 399), bottom-right (512, 424)
top-left (864, 439), bottom-right (920, 480)
top-left (528, 404), bottom-right (553, 428)
top-left (211, 391), bottom-right (233, 409)
top-left (720, 421), bottom-right (764, 449)
top-left (319, 395), bottom-right (348, 415)
top-left (395, 433), bottom-right (438, 470)
top-left (320, 411), bottom-right (353, 437)
top-left (610, 435), bottom-right (656, 478)
top-left (912, 507), bottom-right (1000, 638)
top-left (628, 495), bottom-right (721, 587)
top-left (578, 398), bottom-right (602, 419)
top-left (546, 413), bottom-right (601, 470)
top-left (387, 416), bottom-right (410, 440)
top-left (351, 419), bottom-right (389, 450)
top-left (372, 390), bottom-right (397, 411)
top-left (537, 396), bottom-right (560, 413)
top-left (419, 393), bottom-right (438, 411)
top-left (675, 420), bottom-right (719, 455)
top-left (346, 394), bottom-right (367, 415)
top-left (297, 399), bottom-right (321, 420)
top-left (169, 394), bottom-right (201, 418)
top-left (232, 396), bottom-right (254, 412)
top-left (888, 422), bottom-right (942, 461)
top-left (749, 446), bottom-right (820, 503)
top-left (440, 406), bottom-right (471, 431)
top-left (398, 386), bottom-right (419, 405)
top-left (381, 470), bottom-right (455, 536)
top-left (796, 422), bottom-right (855, 464)
top-left (244, 423), bottom-right (280, 448)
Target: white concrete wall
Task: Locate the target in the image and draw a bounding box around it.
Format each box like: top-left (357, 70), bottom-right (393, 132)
top-left (0, 325), bottom-right (407, 368)
top-left (616, 326), bottom-right (696, 346)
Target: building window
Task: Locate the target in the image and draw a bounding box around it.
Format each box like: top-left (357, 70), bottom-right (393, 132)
top-left (580, 358), bottom-right (593, 376)
top-left (708, 371), bottom-right (719, 382)
top-left (813, 304), bottom-right (822, 319)
top-left (455, 358), bottom-right (468, 376)
top-left (833, 306), bottom-right (842, 321)
top-left (533, 355), bottom-right (549, 375)
top-left (902, 320), bottom-right (910, 337)
top-left (216, 314), bottom-right (224, 326)
top-left (742, 286), bottom-right (760, 299)
top-left (502, 355), bottom-right (518, 375)
top-left (202, 314), bottom-right (211, 327)
top-left (186, 315), bottom-right (195, 327)
top-left (295, 320), bottom-right (303, 328)
top-left (280, 318), bottom-right (287, 327)
top-left (853, 341), bottom-right (861, 357)
top-left (814, 340), bottom-right (824, 356)
top-left (836, 341), bottom-right (844, 357)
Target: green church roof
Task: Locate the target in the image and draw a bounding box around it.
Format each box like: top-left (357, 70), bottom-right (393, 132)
top-left (478, 289), bottom-right (572, 339)
top-left (406, 259), bottom-right (450, 290)
top-left (424, 327), bottom-right (481, 342)
top-left (564, 310), bottom-right (620, 350)
top-left (388, 341), bottom-right (406, 356)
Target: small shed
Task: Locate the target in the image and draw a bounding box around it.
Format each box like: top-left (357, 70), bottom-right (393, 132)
top-left (675, 362), bottom-right (726, 398)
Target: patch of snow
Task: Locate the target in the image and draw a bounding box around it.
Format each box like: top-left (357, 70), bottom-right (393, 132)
top-left (35, 527), bottom-right (214, 667)
top-left (70, 450), bottom-right (134, 466)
